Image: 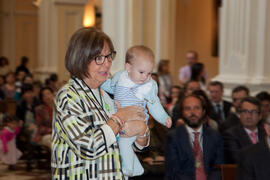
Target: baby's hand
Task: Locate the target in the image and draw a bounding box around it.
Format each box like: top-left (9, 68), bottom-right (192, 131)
top-left (165, 117), bottom-right (172, 128)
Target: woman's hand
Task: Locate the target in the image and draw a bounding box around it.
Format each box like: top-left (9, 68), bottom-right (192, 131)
top-left (114, 101), bottom-right (145, 125)
top-left (107, 102), bottom-right (145, 135)
top-left (120, 120), bottom-right (147, 137)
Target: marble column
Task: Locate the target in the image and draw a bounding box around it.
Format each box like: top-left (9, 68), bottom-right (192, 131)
top-left (102, 0), bottom-right (133, 74)
top-left (214, 0), bottom-right (270, 97)
top-left (102, 0), bottom-right (168, 73)
top-left (34, 0), bottom-right (88, 82)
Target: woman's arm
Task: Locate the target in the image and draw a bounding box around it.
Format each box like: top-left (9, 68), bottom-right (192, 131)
top-left (54, 87), bottom-right (145, 160)
top-left (54, 89), bottom-right (117, 160)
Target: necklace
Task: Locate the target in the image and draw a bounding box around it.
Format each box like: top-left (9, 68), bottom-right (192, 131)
top-left (73, 77), bottom-right (109, 120)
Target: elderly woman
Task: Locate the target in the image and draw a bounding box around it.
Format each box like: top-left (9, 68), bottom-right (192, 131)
top-left (51, 27), bottom-right (149, 179)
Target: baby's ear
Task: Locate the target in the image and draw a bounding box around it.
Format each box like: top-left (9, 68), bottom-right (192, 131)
top-left (125, 63), bottom-right (131, 73)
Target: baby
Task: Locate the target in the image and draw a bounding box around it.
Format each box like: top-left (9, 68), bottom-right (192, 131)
top-left (101, 45), bottom-right (171, 177)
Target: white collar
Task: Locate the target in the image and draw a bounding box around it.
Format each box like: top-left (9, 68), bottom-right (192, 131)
top-left (244, 127), bottom-right (258, 134)
top-left (118, 70), bottom-right (136, 87)
top-left (212, 101), bottom-right (223, 107)
top-left (118, 70), bottom-right (153, 100)
top-left (186, 124), bottom-right (203, 135)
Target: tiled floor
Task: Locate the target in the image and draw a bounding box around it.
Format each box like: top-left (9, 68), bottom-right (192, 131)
top-left (0, 160), bottom-right (51, 180)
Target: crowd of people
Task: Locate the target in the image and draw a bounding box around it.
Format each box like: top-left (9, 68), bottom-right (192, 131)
top-left (152, 51), bottom-right (270, 180)
top-left (0, 56), bottom-right (62, 171)
top-left (0, 27), bottom-right (269, 180)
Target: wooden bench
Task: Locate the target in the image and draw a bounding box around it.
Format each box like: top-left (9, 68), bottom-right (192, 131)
top-left (215, 164), bottom-right (237, 180)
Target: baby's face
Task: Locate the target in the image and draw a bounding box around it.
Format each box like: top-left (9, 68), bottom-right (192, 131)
top-left (126, 56), bottom-right (154, 84)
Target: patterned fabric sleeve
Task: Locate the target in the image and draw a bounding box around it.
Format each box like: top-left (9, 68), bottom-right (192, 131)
top-left (53, 86), bottom-right (115, 160)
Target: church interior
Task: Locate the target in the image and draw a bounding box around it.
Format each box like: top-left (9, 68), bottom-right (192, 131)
top-left (0, 0), bottom-right (269, 179)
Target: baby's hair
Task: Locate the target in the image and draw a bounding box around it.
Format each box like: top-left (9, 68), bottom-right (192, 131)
top-left (3, 114), bottom-right (18, 125)
top-left (125, 45), bottom-right (155, 64)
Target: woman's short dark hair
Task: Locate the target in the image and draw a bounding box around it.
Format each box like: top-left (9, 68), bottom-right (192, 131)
top-left (65, 27), bottom-right (114, 79)
top-left (191, 62), bottom-right (205, 84)
top-left (157, 59), bottom-right (169, 73)
top-left (39, 86), bottom-right (54, 104)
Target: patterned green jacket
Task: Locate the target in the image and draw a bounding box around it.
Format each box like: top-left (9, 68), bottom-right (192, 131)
top-left (51, 77), bottom-right (124, 180)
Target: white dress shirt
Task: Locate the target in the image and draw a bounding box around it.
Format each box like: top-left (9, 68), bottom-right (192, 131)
top-left (186, 125), bottom-right (203, 150)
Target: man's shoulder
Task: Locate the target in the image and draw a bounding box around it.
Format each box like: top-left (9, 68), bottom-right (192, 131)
top-left (203, 125), bottom-right (221, 138)
top-left (223, 100), bottom-right (232, 106)
top-left (240, 142), bottom-right (267, 159)
top-left (168, 125), bottom-right (187, 138)
top-left (223, 125), bottom-right (243, 137)
top-left (227, 113), bottom-right (239, 119)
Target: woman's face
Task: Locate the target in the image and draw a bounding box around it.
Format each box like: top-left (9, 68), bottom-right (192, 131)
top-left (161, 64), bottom-right (169, 73)
top-left (24, 76), bottom-right (33, 84)
top-left (6, 73), bottom-right (15, 83)
top-left (42, 89), bottom-right (54, 106)
top-left (84, 42), bottom-right (112, 88)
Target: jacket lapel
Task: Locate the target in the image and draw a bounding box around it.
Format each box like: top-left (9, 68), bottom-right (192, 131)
top-left (238, 125), bottom-right (253, 146)
top-left (258, 125), bottom-right (266, 142)
top-left (202, 125), bottom-right (210, 170)
top-left (179, 126), bottom-right (194, 162)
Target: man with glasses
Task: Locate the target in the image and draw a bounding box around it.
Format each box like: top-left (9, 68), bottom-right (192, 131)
top-left (237, 113), bottom-right (270, 180)
top-left (223, 97), bottom-right (266, 164)
top-left (178, 51), bottom-right (208, 85)
top-left (221, 85), bottom-right (250, 132)
top-left (256, 91), bottom-right (270, 124)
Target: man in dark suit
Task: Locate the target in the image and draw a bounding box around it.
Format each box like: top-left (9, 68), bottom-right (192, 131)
top-left (223, 97), bottom-right (265, 164)
top-left (256, 91), bottom-right (270, 125)
top-left (220, 85), bottom-right (250, 132)
top-left (165, 94), bottom-right (224, 180)
top-left (208, 81), bottom-right (232, 125)
top-left (237, 114), bottom-right (270, 180)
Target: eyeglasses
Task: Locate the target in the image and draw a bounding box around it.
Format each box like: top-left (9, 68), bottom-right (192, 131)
top-left (240, 109), bottom-right (260, 116)
top-left (94, 51), bottom-right (116, 65)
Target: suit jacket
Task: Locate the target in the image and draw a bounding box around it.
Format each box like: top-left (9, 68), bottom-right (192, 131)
top-left (165, 124), bottom-right (224, 180)
top-left (210, 100), bottom-right (232, 125)
top-left (222, 125), bottom-right (265, 164)
top-left (220, 113), bottom-right (241, 133)
top-left (237, 139), bottom-right (270, 180)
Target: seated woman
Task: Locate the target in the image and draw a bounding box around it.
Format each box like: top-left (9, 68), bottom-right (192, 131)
top-left (32, 87), bottom-right (54, 148)
top-left (15, 83), bottom-right (40, 170)
top-left (1, 72), bottom-right (16, 99)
